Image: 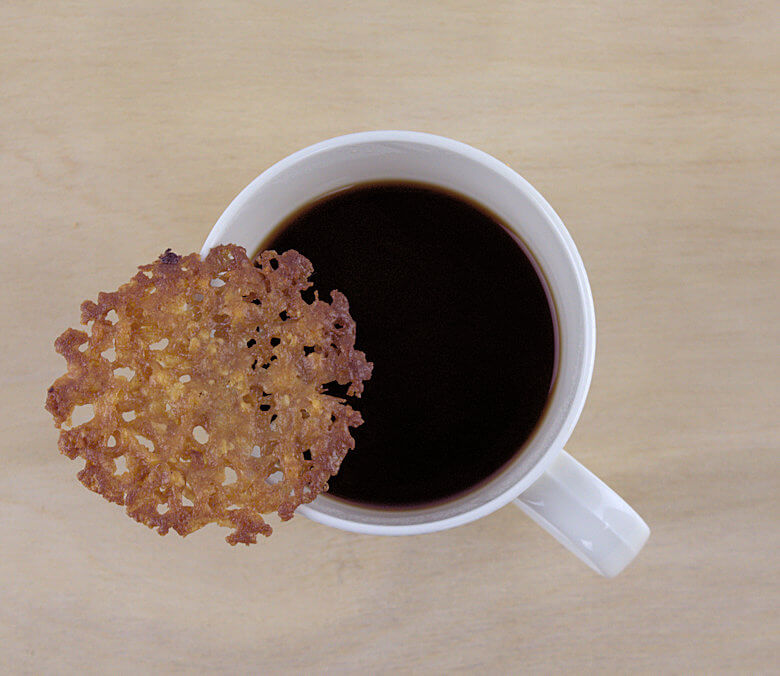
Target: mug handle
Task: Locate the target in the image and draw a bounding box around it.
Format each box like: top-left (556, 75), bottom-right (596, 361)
top-left (513, 450), bottom-right (650, 577)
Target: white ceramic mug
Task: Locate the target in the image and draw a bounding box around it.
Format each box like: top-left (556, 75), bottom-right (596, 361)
top-left (203, 131), bottom-right (650, 577)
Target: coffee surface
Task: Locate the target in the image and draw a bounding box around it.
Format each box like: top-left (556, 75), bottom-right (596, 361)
top-left (263, 182), bottom-right (556, 507)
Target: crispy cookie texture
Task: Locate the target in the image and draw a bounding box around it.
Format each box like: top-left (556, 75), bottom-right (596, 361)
top-left (45, 245), bottom-right (372, 544)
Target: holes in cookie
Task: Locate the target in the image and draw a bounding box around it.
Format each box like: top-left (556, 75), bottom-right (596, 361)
top-left (107, 434), bottom-right (117, 448)
top-left (251, 445), bottom-right (262, 458)
top-left (192, 292), bottom-right (204, 302)
top-left (78, 342), bottom-right (89, 353)
top-left (279, 311), bottom-right (289, 321)
top-left (334, 322), bottom-right (343, 330)
top-left (246, 338), bottom-right (256, 348)
top-left (222, 467), bottom-right (238, 485)
top-left (101, 346), bottom-right (117, 362)
top-left (303, 345), bottom-right (315, 356)
top-left (135, 434), bottom-right (154, 452)
top-left (179, 374), bottom-right (191, 383)
top-left (114, 455), bottom-right (128, 475)
top-left (210, 278), bottom-right (226, 288)
top-left (156, 503), bottom-right (170, 515)
top-left (192, 426), bottom-right (209, 444)
top-left (122, 410), bottom-right (137, 422)
top-left (270, 337), bottom-right (281, 347)
top-left (259, 403), bottom-right (271, 412)
top-left (302, 450), bottom-right (312, 461)
top-left (250, 359), bottom-right (258, 371)
top-left (114, 366), bottom-right (135, 380)
top-left (265, 470), bottom-right (284, 486)
top-left (149, 338), bottom-right (169, 351)
top-left (181, 495), bottom-right (194, 507)
top-left (269, 258), bottom-right (279, 270)
top-left (106, 310), bottom-right (119, 324)
top-left (67, 404), bottom-right (94, 428)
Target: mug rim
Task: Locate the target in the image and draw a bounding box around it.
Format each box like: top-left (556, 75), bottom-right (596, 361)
top-left (204, 130), bottom-right (596, 535)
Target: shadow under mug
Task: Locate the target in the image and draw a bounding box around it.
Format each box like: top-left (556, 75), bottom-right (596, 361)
top-left (203, 131), bottom-right (650, 577)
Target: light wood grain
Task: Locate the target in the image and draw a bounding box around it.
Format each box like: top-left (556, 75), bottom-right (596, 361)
top-left (1, 1), bottom-right (778, 673)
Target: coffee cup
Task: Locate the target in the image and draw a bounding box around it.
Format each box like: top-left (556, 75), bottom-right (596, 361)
top-left (203, 131), bottom-right (650, 577)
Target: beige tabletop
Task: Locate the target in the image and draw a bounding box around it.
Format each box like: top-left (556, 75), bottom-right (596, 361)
top-left (1, 1), bottom-right (778, 673)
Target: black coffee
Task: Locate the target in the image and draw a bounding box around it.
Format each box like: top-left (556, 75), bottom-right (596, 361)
top-left (262, 182), bottom-right (556, 508)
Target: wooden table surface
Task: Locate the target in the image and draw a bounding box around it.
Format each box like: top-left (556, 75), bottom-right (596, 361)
top-left (1, 2), bottom-right (778, 673)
